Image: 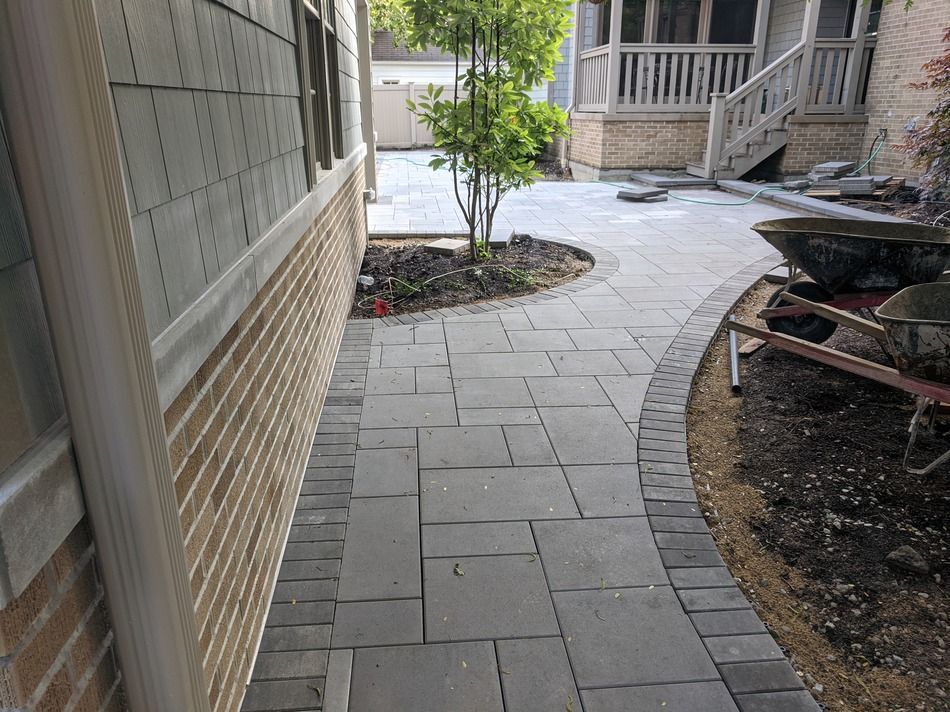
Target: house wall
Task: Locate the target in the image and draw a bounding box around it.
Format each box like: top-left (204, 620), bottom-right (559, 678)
top-left (93, 0), bottom-right (368, 709)
top-left (764, 0), bottom-right (805, 63)
top-left (0, 115), bottom-right (122, 712)
top-left (568, 115), bottom-right (709, 177)
top-left (773, 115), bottom-right (868, 175)
top-left (859, 0), bottom-right (946, 180)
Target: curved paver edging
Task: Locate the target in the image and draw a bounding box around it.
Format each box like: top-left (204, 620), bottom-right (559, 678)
top-left (638, 255), bottom-right (824, 712)
top-left (365, 236), bottom-right (619, 326)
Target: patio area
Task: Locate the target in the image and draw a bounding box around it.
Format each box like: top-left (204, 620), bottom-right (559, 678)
top-left (242, 152), bottom-right (822, 712)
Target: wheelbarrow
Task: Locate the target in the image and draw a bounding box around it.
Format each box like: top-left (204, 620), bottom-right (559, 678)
top-left (728, 282), bottom-right (950, 474)
top-left (751, 217), bottom-right (950, 344)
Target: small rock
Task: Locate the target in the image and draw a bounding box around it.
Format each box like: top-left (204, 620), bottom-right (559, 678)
top-left (885, 545), bottom-right (930, 575)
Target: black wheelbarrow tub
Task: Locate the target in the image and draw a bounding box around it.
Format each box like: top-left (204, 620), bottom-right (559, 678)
top-left (752, 218), bottom-right (950, 294)
top-left (877, 283), bottom-right (950, 385)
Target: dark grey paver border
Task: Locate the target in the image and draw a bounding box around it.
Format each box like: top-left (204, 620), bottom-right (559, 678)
top-left (638, 256), bottom-right (823, 711)
top-left (361, 236), bottom-right (620, 327)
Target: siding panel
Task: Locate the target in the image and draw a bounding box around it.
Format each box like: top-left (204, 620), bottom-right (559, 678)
top-left (154, 88), bottom-right (207, 198)
top-left (123, 0), bottom-right (183, 87)
top-left (113, 85), bottom-right (171, 212)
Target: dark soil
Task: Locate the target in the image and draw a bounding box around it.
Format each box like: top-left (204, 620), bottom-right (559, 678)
top-left (350, 235), bottom-right (592, 318)
top-left (689, 281), bottom-right (950, 711)
top-left (822, 187), bottom-right (950, 227)
top-left (535, 157), bottom-right (573, 182)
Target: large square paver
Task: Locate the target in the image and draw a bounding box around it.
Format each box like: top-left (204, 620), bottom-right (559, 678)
top-left (597, 375), bottom-right (652, 421)
top-left (352, 447), bottom-right (418, 496)
top-left (331, 599), bottom-right (422, 648)
top-left (503, 425), bottom-right (558, 465)
top-left (361, 393), bottom-right (457, 428)
top-left (444, 322), bottom-right (511, 353)
top-left (350, 642), bottom-right (504, 712)
top-left (525, 376), bottom-right (610, 407)
top-left (495, 638), bottom-right (580, 712)
top-left (539, 406), bottom-right (639, 464)
top-left (421, 467), bottom-right (579, 523)
top-left (553, 586), bottom-right (718, 688)
top-left (337, 497), bottom-right (420, 601)
top-left (533, 518), bottom-right (667, 590)
top-left (582, 682), bottom-right (738, 712)
top-left (419, 426), bottom-right (511, 468)
top-left (423, 555), bottom-right (559, 641)
top-left (563, 465), bottom-right (645, 517)
top-left (365, 367), bottom-right (415, 395)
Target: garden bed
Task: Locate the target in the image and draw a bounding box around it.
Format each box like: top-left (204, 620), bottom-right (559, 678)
top-left (350, 235), bottom-right (592, 318)
top-left (814, 187), bottom-right (950, 227)
top-left (688, 280), bottom-right (950, 711)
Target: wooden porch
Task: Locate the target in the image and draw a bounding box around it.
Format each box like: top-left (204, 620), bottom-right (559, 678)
top-left (571, 0), bottom-right (877, 178)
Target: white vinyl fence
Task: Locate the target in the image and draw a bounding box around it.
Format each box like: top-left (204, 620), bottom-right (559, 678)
top-left (372, 83), bottom-right (460, 149)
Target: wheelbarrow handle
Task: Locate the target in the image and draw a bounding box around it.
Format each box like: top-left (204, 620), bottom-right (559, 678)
top-left (779, 291), bottom-right (887, 341)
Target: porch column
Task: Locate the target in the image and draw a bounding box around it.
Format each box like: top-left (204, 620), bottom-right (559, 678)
top-left (752, 0), bottom-right (773, 71)
top-left (0, 2), bottom-right (210, 710)
top-left (571, 1), bottom-right (586, 108)
top-left (605, 0), bottom-right (625, 113)
top-left (795, 0), bottom-right (822, 113)
top-left (842, 0), bottom-right (871, 113)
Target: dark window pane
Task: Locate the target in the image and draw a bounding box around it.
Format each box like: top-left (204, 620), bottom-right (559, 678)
top-left (655, 0), bottom-right (701, 44)
top-left (709, 0), bottom-right (757, 44)
top-left (622, 0), bottom-right (647, 43)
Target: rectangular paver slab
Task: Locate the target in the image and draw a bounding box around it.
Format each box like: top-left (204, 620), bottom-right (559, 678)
top-left (582, 682), bottom-right (738, 712)
top-left (421, 521), bottom-right (536, 558)
top-left (525, 376), bottom-right (610, 407)
top-left (360, 393), bottom-right (457, 429)
top-left (418, 426), bottom-right (511, 468)
top-left (495, 638), bottom-right (580, 712)
top-left (453, 378), bottom-right (533, 408)
top-left (331, 599), bottom-right (423, 648)
top-left (563, 464), bottom-right (645, 517)
top-left (539, 407), bottom-right (639, 465)
top-left (421, 466), bottom-right (579, 523)
top-left (350, 642), bottom-right (504, 712)
top-left (533, 518), bottom-right (667, 590)
top-left (352, 447), bottom-right (418, 497)
top-left (423, 555), bottom-right (559, 642)
top-left (380, 343), bottom-right (449, 367)
top-left (553, 586), bottom-right (718, 688)
top-left (337, 497), bottom-right (421, 601)
top-left (449, 351), bottom-right (555, 378)
top-left (444, 322), bottom-right (512, 353)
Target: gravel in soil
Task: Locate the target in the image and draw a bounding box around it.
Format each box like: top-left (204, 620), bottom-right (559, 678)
top-left (689, 280), bottom-right (950, 711)
top-left (350, 235), bottom-right (592, 318)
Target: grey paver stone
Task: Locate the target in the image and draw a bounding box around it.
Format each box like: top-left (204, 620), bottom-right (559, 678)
top-left (533, 518), bottom-right (666, 590)
top-left (706, 634), bottom-right (785, 664)
top-left (424, 555), bottom-right (559, 641)
top-left (735, 690), bottom-right (822, 712)
top-left (444, 321), bottom-right (512, 353)
top-left (655, 532), bottom-right (718, 550)
top-left (418, 426), bottom-right (511, 468)
top-left (323, 648), bottom-right (353, 712)
top-left (553, 586), bottom-right (718, 687)
top-left (251, 650), bottom-right (328, 681)
top-left (450, 352), bottom-right (555, 378)
top-left (690, 609), bottom-right (769, 637)
top-left (360, 393), bottom-right (457, 428)
top-left (421, 466), bottom-right (579, 523)
top-left (503, 425), bottom-right (558, 465)
top-left (525, 376), bottom-right (610, 407)
top-left (337, 497), bottom-right (420, 601)
top-left (259, 625), bottom-right (331, 652)
top-left (241, 679), bottom-right (326, 711)
top-left (567, 328), bottom-right (638, 350)
top-left (421, 521), bottom-right (535, 557)
top-left (380, 343), bottom-right (448, 367)
top-left (495, 638), bottom-right (580, 712)
top-left (352, 447), bottom-right (418, 496)
top-left (507, 329), bottom-right (576, 352)
top-left (668, 566), bottom-right (735, 589)
top-left (272, 579), bottom-right (337, 604)
top-left (549, 350), bottom-right (627, 376)
top-left (365, 367), bottom-right (415, 395)
top-left (416, 366), bottom-right (452, 392)
top-left (283, 540), bottom-right (344, 561)
top-left (287, 523), bottom-right (346, 542)
top-left (331, 599), bottom-right (423, 648)
top-left (582, 682), bottom-right (739, 712)
top-left (660, 548), bottom-right (726, 568)
top-left (563, 465), bottom-right (645, 517)
top-left (539, 407), bottom-right (639, 465)
top-left (350, 642), bottom-right (504, 712)
top-left (524, 304), bottom-right (592, 329)
top-left (596, 374), bottom-right (652, 421)
top-left (453, 378), bottom-right (533, 408)
top-left (457, 408), bottom-right (541, 426)
top-left (357, 428), bottom-right (416, 450)
top-left (277, 559), bottom-right (341, 582)
top-left (266, 601), bottom-right (334, 627)
top-left (720, 661), bottom-right (806, 694)
top-left (679, 586), bottom-right (751, 612)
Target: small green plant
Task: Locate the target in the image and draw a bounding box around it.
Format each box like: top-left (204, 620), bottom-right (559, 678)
top-left (390, 277), bottom-right (425, 299)
top-left (474, 239), bottom-right (492, 262)
top-left (505, 267), bottom-right (535, 289)
top-left (405, 0), bottom-right (571, 262)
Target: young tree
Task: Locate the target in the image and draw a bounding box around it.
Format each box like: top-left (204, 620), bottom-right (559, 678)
top-left (405, 0), bottom-right (571, 261)
top-left (899, 28), bottom-right (950, 200)
top-left (370, 0), bottom-right (411, 47)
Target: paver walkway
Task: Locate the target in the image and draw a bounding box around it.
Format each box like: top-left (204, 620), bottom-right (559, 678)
top-left (242, 153), bottom-right (823, 712)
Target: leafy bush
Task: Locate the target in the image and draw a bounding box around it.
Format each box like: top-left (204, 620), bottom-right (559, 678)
top-left (899, 28), bottom-right (950, 200)
top-left (405, 0), bottom-right (571, 261)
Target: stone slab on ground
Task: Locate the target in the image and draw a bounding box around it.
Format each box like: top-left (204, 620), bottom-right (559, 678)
top-left (617, 186), bottom-right (669, 202)
top-left (424, 238), bottom-right (468, 256)
top-left (630, 172), bottom-right (716, 188)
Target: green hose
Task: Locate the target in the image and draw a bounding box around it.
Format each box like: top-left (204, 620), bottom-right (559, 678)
top-left (846, 131), bottom-right (887, 177)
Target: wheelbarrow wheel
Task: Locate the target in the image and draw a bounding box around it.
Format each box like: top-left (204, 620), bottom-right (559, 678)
top-left (765, 281), bottom-right (838, 344)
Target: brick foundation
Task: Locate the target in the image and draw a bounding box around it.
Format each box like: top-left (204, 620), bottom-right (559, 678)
top-left (774, 117), bottom-right (869, 176)
top-left (567, 115), bottom-right (709, 176)
top-left (0, 522), bottom-right (122, 711)
top-left (163, 167), bottom-right (367, 711)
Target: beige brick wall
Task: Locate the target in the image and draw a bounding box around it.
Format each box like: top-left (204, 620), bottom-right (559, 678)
top-left (860, 0), bottom-right (946, 179)
top-left (0, 522), bottom-right (123, 711)
top-left (778, 118), bottom-right (869, 175)
top-left (568, 116), bottom-right (709, 170)
top-left (163, 168), bottom-right (367, 711)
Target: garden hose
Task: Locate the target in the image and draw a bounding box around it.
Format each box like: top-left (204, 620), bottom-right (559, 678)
top-left (847, 129), bottom-right (887, 177)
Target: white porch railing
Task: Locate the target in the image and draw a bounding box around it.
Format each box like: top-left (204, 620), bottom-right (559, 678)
top-left (577, 44), bottom-right (755, 112)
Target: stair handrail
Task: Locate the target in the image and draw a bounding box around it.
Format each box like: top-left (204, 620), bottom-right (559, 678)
top-left (703, 42), bottom-right (807, 178)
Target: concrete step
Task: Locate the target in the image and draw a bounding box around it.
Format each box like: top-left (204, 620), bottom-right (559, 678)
top-left (684, 162), bottom-right (707, 178)
top-left (629, 172), bottom-right (716, 188)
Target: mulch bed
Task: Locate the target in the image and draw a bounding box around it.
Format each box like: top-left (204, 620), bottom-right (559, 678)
top-left (820, 187), bottom-right (950, 227)
top-left (350, 235), bottom-right (592, 318)
top-left (689, 281), bottom-right (950, 711)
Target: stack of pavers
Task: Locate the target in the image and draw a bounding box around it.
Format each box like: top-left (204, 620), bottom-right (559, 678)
top-left (839, 175), bottom-right (876, 196)
top-left (808, 160), bottom-right (856, 185)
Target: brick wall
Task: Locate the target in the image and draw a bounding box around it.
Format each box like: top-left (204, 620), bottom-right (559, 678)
top-left (0, 521), bottom-right (122, 711)
top-left (776, 118), bottom-right (868, 176)
top-left (860, 0), bottom-right (946, 179)
top-left (163, 168), bottom-right (366, 711)
top-left (568, 116), bottom-right (708, 171)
